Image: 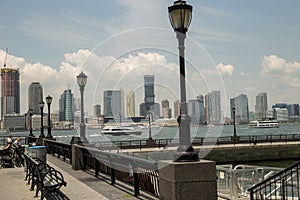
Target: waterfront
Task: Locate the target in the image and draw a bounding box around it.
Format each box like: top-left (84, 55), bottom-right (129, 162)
top-left (2, 123), bottom-right (300, 144)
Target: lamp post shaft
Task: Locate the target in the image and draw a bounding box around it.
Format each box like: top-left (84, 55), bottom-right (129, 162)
top-left (29, 112), bottom-right (33, 136)
top-left (40, 106), bottom-right (44, 137)
top-left (80, 86), bottom-right (85, 139)
top-left (233, 109), bottom-right (237, 145)
top-left (46, 103), bottom-right (52, 138)
top-left (177, 32), bottom-right (191, 147)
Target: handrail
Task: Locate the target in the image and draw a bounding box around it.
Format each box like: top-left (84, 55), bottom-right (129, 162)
top-left (77, 145), bottom-right (159, 197)
top-left (248, 160), bottom-right (300, 199)
top-left (91, 133), bottom-right (300, 150)
top-left (44, 139), bottom-right (72, 163)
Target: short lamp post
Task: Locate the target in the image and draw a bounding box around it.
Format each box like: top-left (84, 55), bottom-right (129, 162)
top-left (148, 110), bottom-right (153, 140)
top-left (39, 101), bottom-right (45, 138)
top-left (28, 108), bottom-right (33, 137)
top-left (168, 0), bottom-right (199, 161)
top-left (146, 110), bottom-right (155, 147)
top-left (77, 71), bottom-right (88, 143)
top-left (46, 95), bottom-right (53, 138)
top-left (232, 107), bottom-right (237, 145)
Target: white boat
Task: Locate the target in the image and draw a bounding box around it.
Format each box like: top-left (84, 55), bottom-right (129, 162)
top-left (101, 126), bottom-right (142, 135)
top-left (249, 120), bottom-right (279, 128)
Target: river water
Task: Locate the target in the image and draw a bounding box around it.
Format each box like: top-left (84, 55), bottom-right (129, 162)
top-left (3, 123), bottom-right (300, 144)
top-left (3, 123), bottom-right (300, 167)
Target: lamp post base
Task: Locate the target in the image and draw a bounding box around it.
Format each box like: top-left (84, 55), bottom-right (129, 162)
top-left (173, 145), bottom-right (199, 162)
top-left (146, 138), bottom-right (155, 147)
top-left (45, 135), bottom-right (54, 139)
top-left (70, 136), bottom-right (89, 145)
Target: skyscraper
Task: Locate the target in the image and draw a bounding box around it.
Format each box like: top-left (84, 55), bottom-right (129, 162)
top-left (188, 95), bottom-right (204, 124)
top-left (94, 104), bottom-right (101, 117)
top-left (144, 75), bottom-right (155, 111)
top-left (207, 91), bottom-right (222, 124)
top-left (255, 92), bottom-right (268, 120)
top-left (174, 100), bottom-right (180, 119)
top-left (1, 68), bottom-right (20, 118)
top-left (28, 82), bottom-right (43, 114)
top-left (230, 94), bottom-right (249, 123)
top-left (162, 99), bottom-right (171, 118)
top-left (59, 88), bottom-right (74, 122)
top-left (126, 90), bottom-right (135, 118)
top-left (103, 90), bottom-right (124, 118)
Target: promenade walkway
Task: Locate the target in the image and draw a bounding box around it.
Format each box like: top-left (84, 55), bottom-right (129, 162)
top-left (0, 155), bottom-right (157, 200)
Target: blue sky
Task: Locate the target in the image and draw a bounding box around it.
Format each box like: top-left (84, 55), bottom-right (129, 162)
top-left (0, 0), bottom-right (300, 116)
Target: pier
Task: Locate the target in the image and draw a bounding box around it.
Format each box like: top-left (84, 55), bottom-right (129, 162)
top-left (1, 136), bottom-right (300, 199)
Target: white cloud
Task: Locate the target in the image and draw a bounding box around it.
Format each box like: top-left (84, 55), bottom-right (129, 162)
top-left (216, 63), bottom-right (234, 75)
top-left (0, 49), bottom-right (185, 115)
top-left (240, 72), bottom-right (250, 77)
top-left (262, 55), bottom-right (300, 75)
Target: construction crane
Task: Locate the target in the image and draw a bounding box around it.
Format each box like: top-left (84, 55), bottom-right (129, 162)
top-left (3, 48), bottom-right (8, 68)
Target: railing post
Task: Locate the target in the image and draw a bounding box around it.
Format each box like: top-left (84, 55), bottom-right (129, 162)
top-left (230, 170), bottom-right (238, 199)
top-left (111, 167), bottom-right (116, 185)
top-left (249, 189), bottom-right (254, 200)
top-left (133, 165), bottom-right (140, 196)
top-left (282, 178), bottom-right (286, 200)
top-left (95, 158), bottom-right (99, 177)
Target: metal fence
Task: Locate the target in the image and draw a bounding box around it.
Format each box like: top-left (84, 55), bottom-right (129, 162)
top-left (91, 133), bottom-right (300, 150)
top-left (248, 161), bottom-right (300, 200)
top-left (44, 139), bottom-right (72, 163)
top-left (42, 139), bottom-right (159, 198)
top-left (217, 165), bottom-right (282, 199)
top-left (78, 146), bottom-right (159, 197)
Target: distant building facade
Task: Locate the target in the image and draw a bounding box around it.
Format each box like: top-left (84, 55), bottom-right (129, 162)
top-left (1, 68), bottom-right (20, 119)
top-left (230, 94), bottom-right (249, 123)
top-left (28, 82), bottom-right (43, 114)
top-left (207, 91), bottom-right (222, 124)
top-left (94, 104), bottom-right (101, 117)
top-left (126, 90), bottom-right (135, 118)
top-left (144, 75), bottom-right (155, 112)
top-left (255, 92), bottom-right (268, 120)
top-left (103, 90), bottom-right (124, 118)
top-left (161, 99), bottom-right (172, 118)
top-left (59, 88), bottom-right (74, 123)
top-left (174, 100), bottom-right (180, 119)
top-left (188, 96), bottom-right (204, 124)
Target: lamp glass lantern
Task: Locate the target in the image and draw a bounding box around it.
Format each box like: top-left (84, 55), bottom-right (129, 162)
top-left (46, 95), bottom-right (53, 105)
top-left (168, 0), bottom-right (193, 34)
top-left (39, 101), bottom-right (45, 109)
top-left (77, 71), bottom-right (87, 88)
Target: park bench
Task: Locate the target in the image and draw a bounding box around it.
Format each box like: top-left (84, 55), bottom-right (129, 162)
top-left (40, 168), bottom-right (68, 200)
top-left (23, 153), bottom-right (68, 200)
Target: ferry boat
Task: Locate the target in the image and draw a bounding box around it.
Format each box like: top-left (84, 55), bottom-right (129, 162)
top-left (101, 125), bottom-right (142, 135)
top-left (249, 120), bottom-right (279, 128)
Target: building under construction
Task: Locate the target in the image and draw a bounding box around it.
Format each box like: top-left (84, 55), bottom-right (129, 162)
top-left (1, 68), bottom-right (20, 119)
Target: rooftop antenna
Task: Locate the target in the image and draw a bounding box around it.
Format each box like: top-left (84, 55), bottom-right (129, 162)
top-left (3, 48), bottom-right (8, 68)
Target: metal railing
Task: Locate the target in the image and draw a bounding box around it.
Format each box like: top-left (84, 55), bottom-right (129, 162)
top-left (77, 145), bottom-right (159, 197)
top-left (91, 133), bottom-right (300, 150)
top-left (248, 161), bottom-right (300, 199)
top-left (44, 139), bottom-right (72, 163)
top-left (217, 165), bottom-right (282, 199)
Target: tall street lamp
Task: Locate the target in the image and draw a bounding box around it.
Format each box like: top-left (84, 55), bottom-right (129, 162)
top-left (28, 108), bottom-right (33, 137)
top-left (39, 101), bottom-right (45, 138)
top-left (77, 71), bottom-right (88, 143)
top-left (232, 107), bottom-right (237, 145)
top-left (168, 0), bottom-right (199, 161)
top-left (46, 95), bottom-right (53, 139)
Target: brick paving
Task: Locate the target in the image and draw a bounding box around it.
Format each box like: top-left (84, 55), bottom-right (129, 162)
top-left (0, 155), bottom-right (157, 200)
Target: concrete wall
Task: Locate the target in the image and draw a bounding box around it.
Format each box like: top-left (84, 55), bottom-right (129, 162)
top-left (204, 143), bottom-right (300, 164)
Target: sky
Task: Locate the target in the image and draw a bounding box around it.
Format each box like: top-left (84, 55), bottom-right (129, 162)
top-left (0, 0), bottom-right (300, 117)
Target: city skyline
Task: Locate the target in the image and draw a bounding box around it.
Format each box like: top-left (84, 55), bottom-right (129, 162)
top-left (0, 1), bottom-right (300, 116)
